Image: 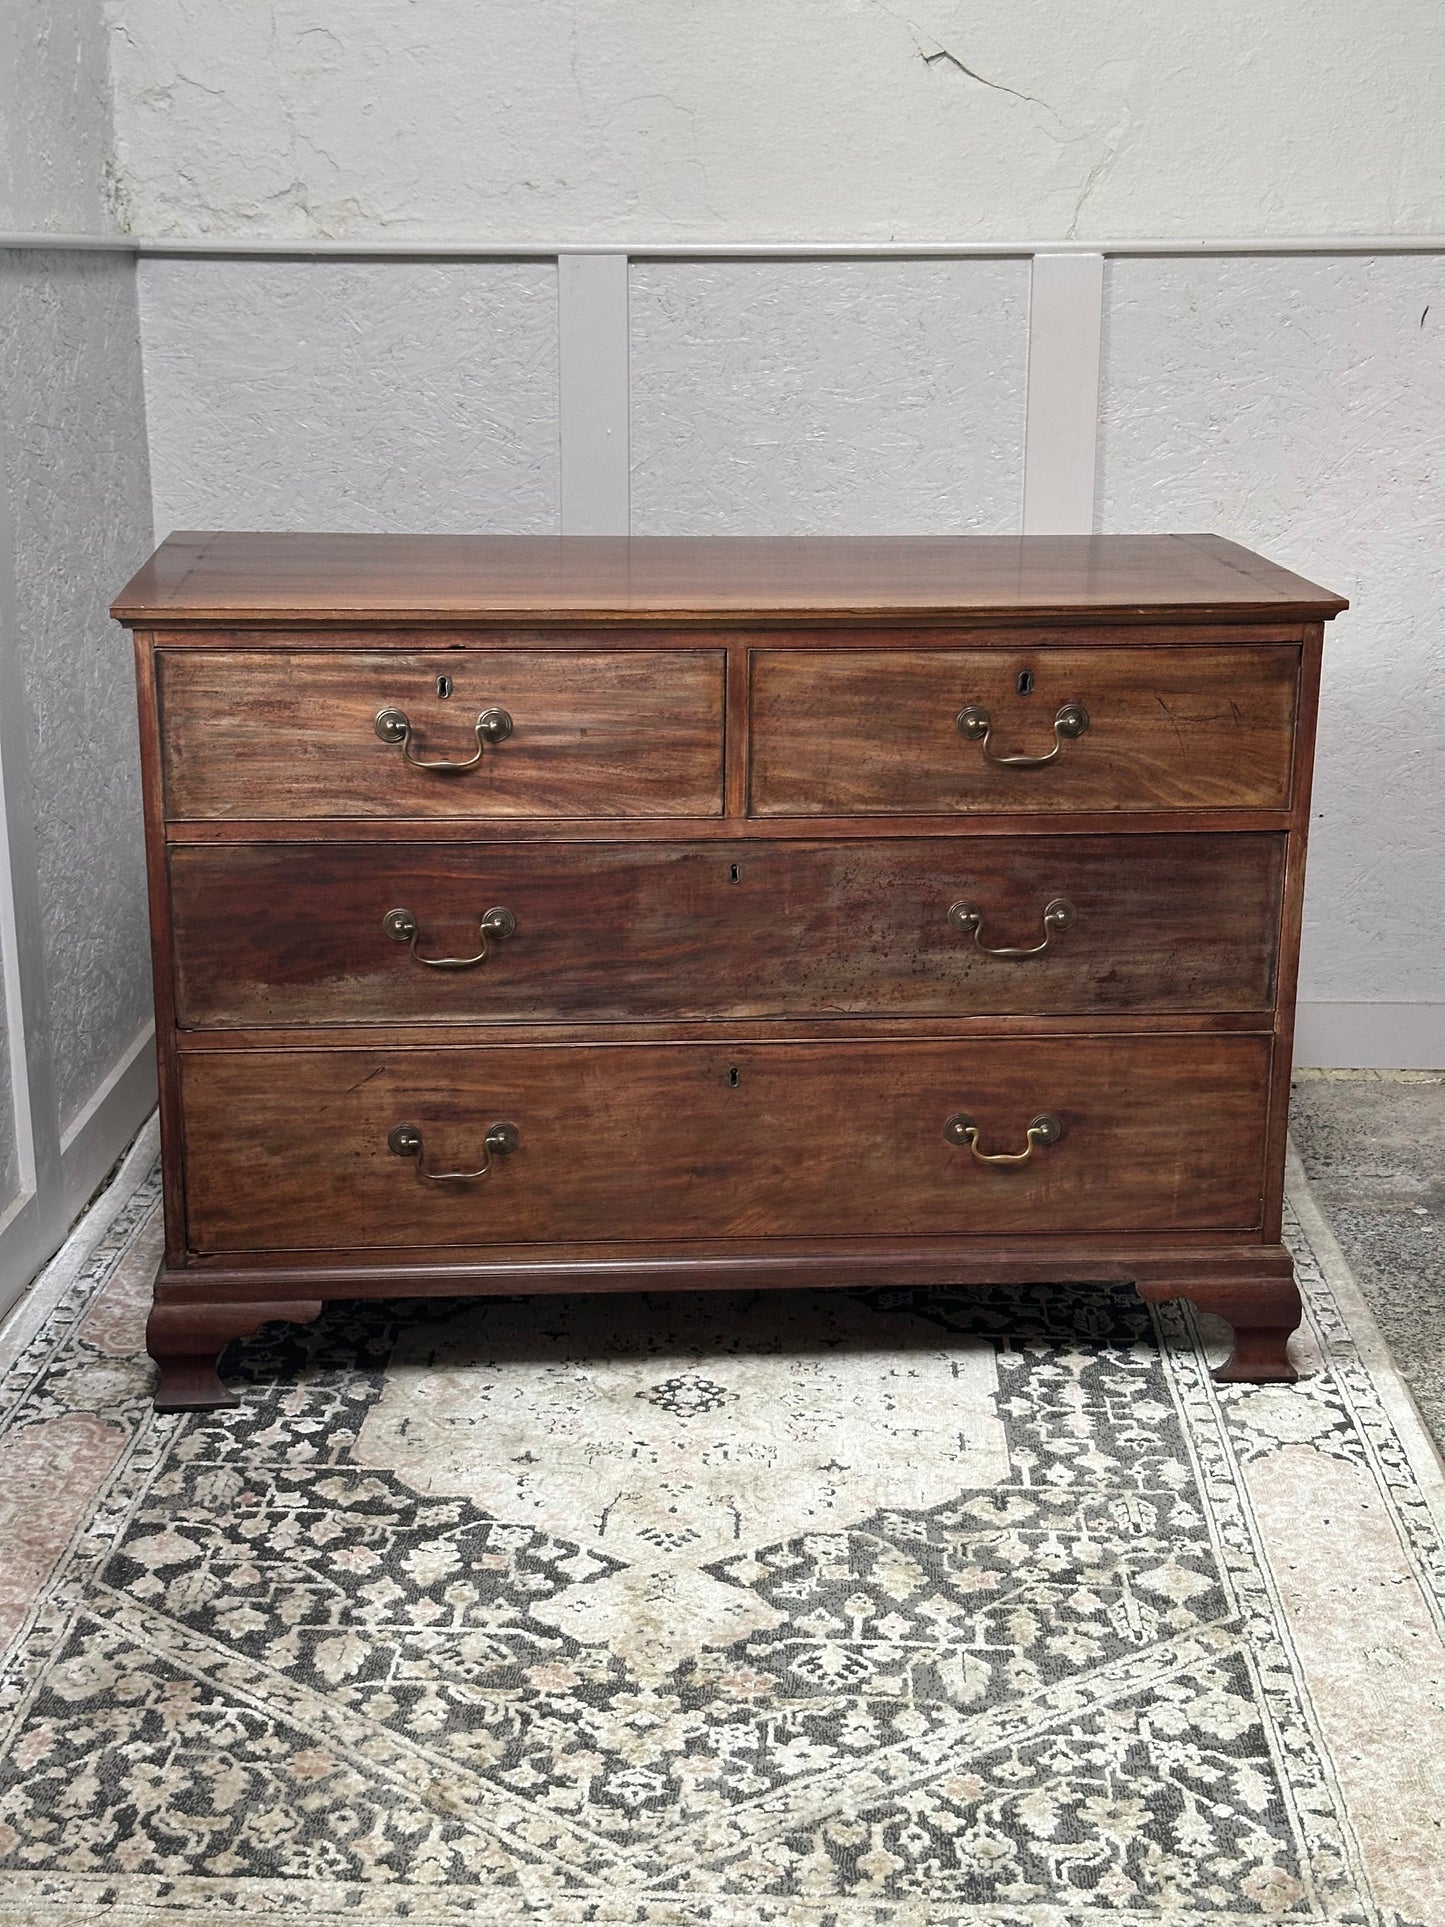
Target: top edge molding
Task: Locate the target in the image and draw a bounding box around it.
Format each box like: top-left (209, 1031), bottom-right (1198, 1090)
top-left (3, 234), bottom-right (1445, 260)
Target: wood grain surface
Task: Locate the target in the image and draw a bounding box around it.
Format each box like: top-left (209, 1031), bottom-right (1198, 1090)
top-left (157, 649), bottom-right (725, 819)
top-left (180, 1035), bottom-right (1272, 1252)
top-left (113, 532), bottom-right (1348, 626)
top-left (750, 645), bottom-right (1299, 815)
top-left (169, 833), bottom-right (1285, 1028)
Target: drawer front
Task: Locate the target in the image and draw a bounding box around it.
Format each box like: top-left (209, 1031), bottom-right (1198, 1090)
top-left (181, 1035), bottom-right (1270, 1251)
top-left (171, 834), bottom-right (1284, 1027)
top-left (750, 646), bottom-right (1298, 815)
top-left (158, 650), bottom-right (725, 819)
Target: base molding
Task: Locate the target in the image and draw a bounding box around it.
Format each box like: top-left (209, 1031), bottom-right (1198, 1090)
top-left (154, 1235), bottom-right (1295, 1302)
top-left (148, 1241), bottom-right (1302, 1407)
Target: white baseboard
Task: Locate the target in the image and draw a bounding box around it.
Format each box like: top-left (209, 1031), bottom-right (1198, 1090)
top-left (0, 1189), bottom-right (52, 1316)
top-left (0, 1024), bottom-right (157, 1316)
top-left (1294, 1002), bottom-right (1445, 1071)
top-left (58, 1023), bottom-right (158, 1220)
top-left (0, 1113), bottom-right (160, 1372)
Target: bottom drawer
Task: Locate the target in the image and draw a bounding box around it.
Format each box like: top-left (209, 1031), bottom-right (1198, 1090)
top-left (181, 1036), bottom-right (1271, 1252)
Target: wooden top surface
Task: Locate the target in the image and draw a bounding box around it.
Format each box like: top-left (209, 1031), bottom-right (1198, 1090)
top-left (112, 531), bottom-right (1348, 626)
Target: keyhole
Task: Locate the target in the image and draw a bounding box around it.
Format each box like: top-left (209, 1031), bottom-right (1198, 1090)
top-left (437, 675), bottom-right (453, 699)
top-left (729, 863), bottom-right (740, 883)
top-left (728, 1066), bottom-right (740, 1087)
top-left (1016, 669), bottom-right (1035, 696)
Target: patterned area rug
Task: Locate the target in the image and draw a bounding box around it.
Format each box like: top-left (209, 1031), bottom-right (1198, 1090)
top-left (2, 1124), bottom-right (1444, 1926)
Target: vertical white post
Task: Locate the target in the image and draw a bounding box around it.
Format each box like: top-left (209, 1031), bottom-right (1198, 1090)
top-left (0, 437), bottom-right (64, 1300)
top-left (0, 735), bottom-right (40, 1200)
top-left (1022, 252), bottom-right (1105, 535)
top-left (557, 252), bottom-right (630, 535)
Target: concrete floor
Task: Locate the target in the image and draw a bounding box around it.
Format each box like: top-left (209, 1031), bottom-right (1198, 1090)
top-left (1290, 1070), bottom-right (1445, 1451)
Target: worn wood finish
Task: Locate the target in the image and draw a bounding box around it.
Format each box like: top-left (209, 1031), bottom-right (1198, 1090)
top-left (114, 532), bottom-right (1347, 1408)
top-left (1261, 620), bottom-right (1327, 1243)
top-left (158, 649), bottom-right (725, 820)
top-left (751, 646), bottom-right (1300, 815)
top-left (131, 630), bottom-right (189, 1267)
top-left (163, 810), bottom-right (1300, 845)
top-left (169, 834), bottom-right (1285, 1029)
top-left (172, 1016), bottom-right (1276, 1052)
top-left (143, 621), bottom-right (1314, 655)
top-left (114, 532), bottom-right (1348, 627)
top-left (154, 1238), bottom-right (1300, 1290)
top-left (180, 1036), bottom-right (1272, 1253)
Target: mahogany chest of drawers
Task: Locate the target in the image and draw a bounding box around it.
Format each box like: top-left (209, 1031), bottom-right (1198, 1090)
top-left (112, 533), bottom-right (1347, 1408)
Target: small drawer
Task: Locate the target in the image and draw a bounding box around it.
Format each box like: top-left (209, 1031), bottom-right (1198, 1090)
top-left (157, 649), bottom-right (725, 819)
top-left (170, 833), bottom-right (1285, 1028)
top-left (749, 645), bottom-right (1298, 815)
top-left (181, 1034), bottom-right (1272, 1252)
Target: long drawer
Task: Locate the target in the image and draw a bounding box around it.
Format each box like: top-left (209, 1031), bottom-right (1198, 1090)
top-left (749, 645), bottom-right (1298, 814)
top-left (170, 834), bottom-right (1285, 1027)
top-left (157, 649), bottom-right (726, 819)
top-left (181, 1035), bottom-right (1271, 1251)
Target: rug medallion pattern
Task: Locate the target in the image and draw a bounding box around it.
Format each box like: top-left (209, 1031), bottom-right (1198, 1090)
top-left (0, 1164), bottom-right (1440, 1924)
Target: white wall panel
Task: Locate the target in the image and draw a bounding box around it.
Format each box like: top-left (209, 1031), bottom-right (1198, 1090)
top-left (0, 965), bottom-right (17, 1213)
top-left (0, 251), bottom-right (154, 1134)
top-left (139, 259), bottom-right (560, 538)
top-left (1097, 254), bottom-right (1445, 1030)
top-left (630, 260), bottom-right (1028, 535)
top-left (103, 1), bottom-right (1445, 245)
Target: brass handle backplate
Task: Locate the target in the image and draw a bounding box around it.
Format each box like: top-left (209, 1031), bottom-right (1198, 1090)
top-left (947, 897), bottom-right (1076, 957)
top-left (374, 705), bottom-right (513, 772)
top-left (956, 701), bottom-right (1089, 768)
top-left (944, 1112), bottom-right (1065, 1165)
top-left (383, 905), bottom-right (517, 969)
top-left (388, 1120), bottom-right (520, 1182)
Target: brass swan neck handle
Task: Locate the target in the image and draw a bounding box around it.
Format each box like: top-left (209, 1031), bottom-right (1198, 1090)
top-left (945, 1112), bottom-right (1065, 1166)
top-left (383, 905), bottom-right (517, 970)
top-left (374, 705), bottom-right (512, 773)
top-left (948, 897), bottom-right (1076, 957)
top-left (956, 701), bottom-right (1089, 768)
top-left (388, 1121), bottom-right (520, 1182)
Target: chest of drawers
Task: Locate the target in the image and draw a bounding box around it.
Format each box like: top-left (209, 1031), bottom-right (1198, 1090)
top-left (112, 532), bottom-right (1346, 1409)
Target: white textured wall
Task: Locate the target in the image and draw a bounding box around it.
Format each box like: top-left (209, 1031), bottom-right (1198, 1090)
top-left (0, 251), bottom-right (154, 1133)
top-left (140, 259), bottom-right (560, 537)
top-left (0, 0), bottom-right (1438, 1157)
top-left (102, 1), bottom-right (1445, 243)
top-left (1098, 255), bottom-right (1445, 1020)
top-left (631, 261), bottom-right (1027, 534)
top-left (0, 0), bottom-right (119, 231)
